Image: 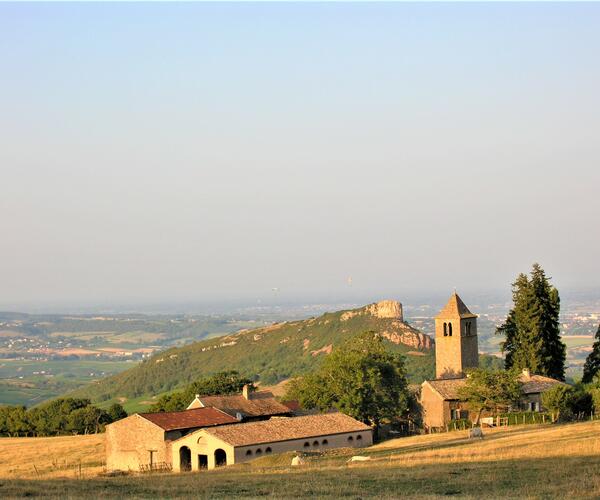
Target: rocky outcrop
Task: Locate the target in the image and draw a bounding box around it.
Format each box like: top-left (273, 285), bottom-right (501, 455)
top-left (366, 300), bottom-right (403, 320)
top-left (380, 321), bottom-right (433, 350)
top-left (311, 344), bottom-right (333, 357)
top-left (341, 300), bottom-right (404, 322)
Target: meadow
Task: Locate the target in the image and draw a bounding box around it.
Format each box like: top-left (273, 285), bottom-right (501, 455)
top-left (1, 420), bottom-right (598, 498)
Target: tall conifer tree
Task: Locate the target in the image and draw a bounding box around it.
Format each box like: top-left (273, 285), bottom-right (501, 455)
top-left (496, 264), bottom-right (566, 380)
top-left (582, 324), bottom-right (600, 384)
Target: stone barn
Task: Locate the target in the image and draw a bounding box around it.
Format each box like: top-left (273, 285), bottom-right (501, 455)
top-left (170, 413), bottom-right (373, 472)
top-left (105, 407), bottom-right (237, 472)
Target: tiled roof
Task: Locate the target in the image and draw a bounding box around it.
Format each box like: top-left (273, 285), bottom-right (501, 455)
top-left (435, 292), bottom-right (477, 319)
top-left (518, 372), bottom-right (565, 394)
top-left (198, 413), bottom-right (371, 447)
top-left (425, 378), bottom-right (467, 400)
top-left (197, 390), bottom-right (292, 418)
top-left (138, 407), bottom-right (238, 431)
top-left (425, 372), bottom-right (564, 400)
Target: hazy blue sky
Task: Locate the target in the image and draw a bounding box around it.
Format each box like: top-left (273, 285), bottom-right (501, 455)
top-left (1, 3), bottom-right (599, 310)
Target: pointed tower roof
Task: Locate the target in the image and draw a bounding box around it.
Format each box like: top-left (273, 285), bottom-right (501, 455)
top-left (435, 292), bottom-right (478, 319)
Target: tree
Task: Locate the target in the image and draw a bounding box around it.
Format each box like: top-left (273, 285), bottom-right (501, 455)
top-left (0, 405), bottom-right (30, 437)
top-left (582, 324), bottom-right (600, 384)
top-left (28, 398), bottom-right (91, 436)
top-left (107, 403), bottom-right (128, 422)
top-left (67, 406), bottom-right (111, 434)
top-left (149, 371), bottom-right (255, 412)
top-left (496, 264), bottom-right (566, 380)
top-left (285, 331), bottom-right (410, 434)
top-left (590, 386), bottom-right (600, 415)
top-left (457, 368), bottom-right (522, 425)
top-left (542, 384), bottom-right (574, 422)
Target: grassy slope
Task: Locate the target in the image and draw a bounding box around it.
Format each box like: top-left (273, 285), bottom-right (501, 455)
top-left (68, 305), bottom-right (436, 408)
top-left (1, 421), bottom-right (599, 498)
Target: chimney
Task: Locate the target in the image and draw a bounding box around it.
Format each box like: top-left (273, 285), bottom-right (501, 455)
top-left (242, 384), bottom-right (250, 400)
top-left (522, 368), bottom-right (530, 378)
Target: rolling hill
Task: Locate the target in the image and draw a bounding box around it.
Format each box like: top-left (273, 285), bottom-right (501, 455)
top-left (69, 300), bottom-right (436, 408)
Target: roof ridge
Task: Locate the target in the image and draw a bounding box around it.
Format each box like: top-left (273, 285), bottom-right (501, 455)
top-left (435, 292), bottom-right (477, 319)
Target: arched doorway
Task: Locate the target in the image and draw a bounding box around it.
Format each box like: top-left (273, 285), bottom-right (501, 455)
top-left (179, 446), bottom-right (191, 472)
top-left (214, 449), bottom-right (227, 467)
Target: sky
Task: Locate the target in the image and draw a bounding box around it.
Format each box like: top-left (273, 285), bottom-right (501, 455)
top-left (1, 3), bottom-right (599, 311)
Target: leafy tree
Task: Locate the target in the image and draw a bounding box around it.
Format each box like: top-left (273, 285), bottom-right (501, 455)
top-left (0, 406), bottom-right (30, 437)
top-left (285, 331), bottom-right (410, 434)
top-left (149, 371), bottom-right (255, 413)
top-left (569, 383), bottom-right (593, 416)
top-left (28, 398), bottom-right (91, 436)
top-left (457, 368), bottom-right (523, 425)
top-left (0, 398), bottom-right (124, 437)
top-left (67, 406), bottom-right (111, 434)
top-left (107, 403), bottom-right (128, 422)
top-left (589, 386), bottom-right (600, 414)
top-left (542, 384), bottom-right (575, 422)
top-left (582, 324), bottom-right (600, 384)
top-left (497, 264), bottom-right (566, 380)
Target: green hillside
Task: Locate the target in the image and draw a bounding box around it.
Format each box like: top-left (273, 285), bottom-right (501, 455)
top-left (69, 301), bottom-right (436, 407)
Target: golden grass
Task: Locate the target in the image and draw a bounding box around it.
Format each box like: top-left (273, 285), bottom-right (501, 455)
top-left (368, 420), bottom-right (600, 466)
top-left (1, 421), bottom-right (600, 498)
top-left (0, 434), bottom-right (105, 479)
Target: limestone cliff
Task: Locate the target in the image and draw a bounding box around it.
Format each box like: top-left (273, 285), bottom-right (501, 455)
top-left (366, 300), bottom-right (404, 320)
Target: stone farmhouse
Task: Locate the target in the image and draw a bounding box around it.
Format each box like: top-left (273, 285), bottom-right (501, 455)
top-left (106, 385), bottom-right (370, 472)
top-left (171, 413), bottom-right (373, 471)
top-left (420, 292), bottom-right (564, 431)
top-left (186, 385), bottom-right (292, 421)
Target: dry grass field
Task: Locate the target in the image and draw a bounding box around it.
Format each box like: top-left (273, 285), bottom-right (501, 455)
top-left (1, 421), bottom-right (599, 498)
top-left (0, 434), bottom-right (105, 479)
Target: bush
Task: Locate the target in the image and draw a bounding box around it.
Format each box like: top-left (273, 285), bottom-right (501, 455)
top-left (542, 385), bottom-right (574, 422)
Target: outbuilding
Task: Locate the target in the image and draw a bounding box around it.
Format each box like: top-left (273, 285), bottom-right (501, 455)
top-left (170, 412), bottom-right (373, 471)
top-left (105, 407), bottom-right (238, 472)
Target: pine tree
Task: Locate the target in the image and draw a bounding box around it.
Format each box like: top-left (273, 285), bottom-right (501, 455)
top-left (496, 264), bottom-right (566, 381)
top-left (582, 324), bottom-right (600, 384)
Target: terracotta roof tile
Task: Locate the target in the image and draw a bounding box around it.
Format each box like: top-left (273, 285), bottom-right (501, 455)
top-left (435, 292), bottom-right (477, 319)
top-left (197, 390), bottom-right (291, 418)
top-left (198, 413), bottom-right (371, 447)
top-left (518, 373), bottom-right (565, 394)
top-left (425, 372), bottom-right (564, 400)
top-left (426, 378), bottom-right (467, 400)
top-left (139, 407), bottom-right (238, 431)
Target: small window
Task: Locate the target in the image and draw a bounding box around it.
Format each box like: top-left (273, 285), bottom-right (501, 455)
top-left (255, 448), bottom-right (262, 455)
top-left (265, 447), bottom-right (272, 454)
top-left (322, 439), bottom-right (328, 445)
top-left (348, 436), bottom-right (354, 442)
top-left (313, 440), bottom-right (319, 446)
top-left (448, 322), bottom-right (453, 336)
top-left (246, 450), bottom-right (252, 456)
top-left (356, 435), bottom-right (362, 441)
top-left (304, 442), bottom-right (310, 447)
top-left (443, 322), bottom-right (448, 336)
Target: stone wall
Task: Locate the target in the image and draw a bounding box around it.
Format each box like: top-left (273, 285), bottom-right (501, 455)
top-left (105, 415), bottom-right (169, 472)
top-left (170, 429), bottom-right (373, 471)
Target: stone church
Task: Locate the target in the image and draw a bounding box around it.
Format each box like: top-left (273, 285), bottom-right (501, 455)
top-left (420, 292), bottom-right (563, 431)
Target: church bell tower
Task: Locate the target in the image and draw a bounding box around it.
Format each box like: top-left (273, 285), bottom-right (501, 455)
top-left (434, 292), bottom-right (479, 379)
